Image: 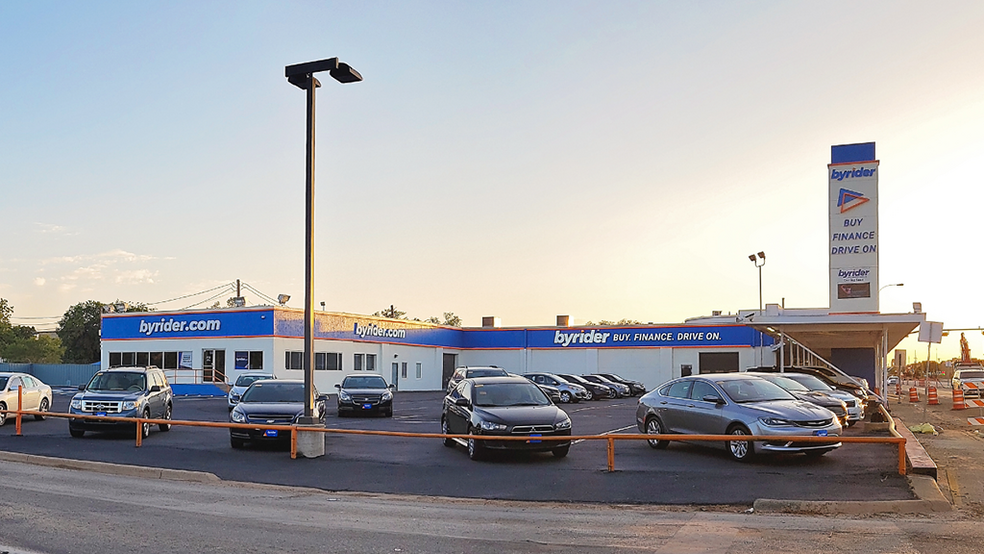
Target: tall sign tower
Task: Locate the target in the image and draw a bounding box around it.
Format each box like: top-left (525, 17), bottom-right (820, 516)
top-left (828, 142), bottom-right (879, 313)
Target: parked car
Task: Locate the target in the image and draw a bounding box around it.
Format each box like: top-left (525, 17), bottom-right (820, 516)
top-left (446, 366), bottom-right (509, 393)
top-left (750, 366), bottom-right (869, 404)
top-left (335, 373), bottom-right (395, 417)
top-left (0, 372), bottom-right (52, 426)
top-left (442, 376), bottom-right (572, 460)
top-left (228, 371), bottom-right (276, 411)
top-left (595, 373), bottom-right (646, 396)
top-left (555, 374), bottom-right (608, 401)
top-left (522, 373), bottom-right (588, 403)
top-left (580, 374), bottom-right (630, 398)
top-left (534, 382), bottom-right (563, 404)
top-left (635, 374), bottom-right (842, 462)
top-left (951, 364), bottom-right (984, 398)
top-left (746, 372), bottom-right (849, 427)
top-left (69, 366), bottom-right (173, 439)
top-left (230, 379), bottom-right (327, 448)
top-left (886, 375), bottom-right (899, 386)
top-left (769, 371), bottom-right (864, 426)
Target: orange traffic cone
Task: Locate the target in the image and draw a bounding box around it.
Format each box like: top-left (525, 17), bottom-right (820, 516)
top-left (909, 387), bottom-right (920, 402)
top-left (895, 382), bottom-right (902, 396)
top-left (928, 386), bottom-right (939, 405)
top-left (953, 389), bottom-right (967, 410)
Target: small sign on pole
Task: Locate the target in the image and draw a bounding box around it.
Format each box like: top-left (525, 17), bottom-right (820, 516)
top-left (918, 322), bottom-right (944, 417)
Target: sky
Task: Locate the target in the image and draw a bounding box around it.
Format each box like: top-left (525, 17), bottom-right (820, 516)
top-left (2, 1), bottom-right (983, 361)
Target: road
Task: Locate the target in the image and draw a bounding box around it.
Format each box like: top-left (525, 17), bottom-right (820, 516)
top-left (0, 391), bottom-right (911, 505)
top-left (1, 461), bottom-right (982, 554)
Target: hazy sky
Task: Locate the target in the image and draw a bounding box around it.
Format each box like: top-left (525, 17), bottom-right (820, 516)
top-left (2, 1), bottom-right (983, 360)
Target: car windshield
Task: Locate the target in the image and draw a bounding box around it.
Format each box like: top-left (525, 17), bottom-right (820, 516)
top-left (241, 382), bottom-right (305, 403)
top-left (235, 374), bottom-right (271, 387)
top-left (0, 377), bottom-right (8, 390)
top-left (959, 371), bottom-right (984, 379)
top-left (473, 383), bottom-right (550, 407)
top-left (767, 376), bottom-right (810, 392)
top-left (87, 372), bottom-right (146, 391)
top-left (342, 376), bottom-right (388, 389)
top-left (466, 369), bottom-right (507, 378)
top-left (782, 374), bottom-right (833, 391)
top-left (716, 378), bottom-right (794, 403)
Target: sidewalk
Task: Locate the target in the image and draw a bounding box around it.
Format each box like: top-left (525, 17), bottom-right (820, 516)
top-left (886, 383), bottom-right (984, 517)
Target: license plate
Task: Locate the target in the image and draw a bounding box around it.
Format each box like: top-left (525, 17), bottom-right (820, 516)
top-left (527, 434), bottom-right (542, 444)
top-left (362, 403), bottom-right (373, 409)
top-left (264, 429), bottom-right (278, 437)
top-left (814, 430), bottom-right (828, 437)
top-left (96, 412), bottom-right (107, 417)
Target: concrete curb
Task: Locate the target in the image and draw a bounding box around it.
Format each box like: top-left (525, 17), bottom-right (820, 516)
top-left (0, 451), bottom-right (221, 483)
top-left (754, 475), bottom-right (951, 515)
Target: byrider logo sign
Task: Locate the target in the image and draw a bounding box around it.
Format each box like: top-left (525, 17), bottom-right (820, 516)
top-left (553, 329), bottom-right (723, 347)
top-left (837, 188), bottom-right (870, 213)
top-left (354, 323), bottom-right (407, 340)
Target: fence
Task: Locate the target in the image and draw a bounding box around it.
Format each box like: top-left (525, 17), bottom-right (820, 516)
top-left (0, 363), bottom-right (99, 388)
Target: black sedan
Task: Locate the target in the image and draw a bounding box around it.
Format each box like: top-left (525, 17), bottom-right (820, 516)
top-left (555, 373), bottom-right (609, 401)
top-left (442, 376), bottom-right (572, 461)
top-left (335, 373), bottom-right (395, 417)
top-left (595, 373), bottom-right (647, 396)
top-left (746, 372), bottom-right (849, 427)
top-left (229, 380), bottom-right (327, 448)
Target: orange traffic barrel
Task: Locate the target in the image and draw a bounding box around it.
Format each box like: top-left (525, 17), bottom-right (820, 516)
top-left (953, 388), bottom-right (967, 410)
top-left (909, 387), bottom-right (920, 402)
top-left (895, 382), bottom-right (902, 396)
top-left (928, 386), bottom-right (940, 405)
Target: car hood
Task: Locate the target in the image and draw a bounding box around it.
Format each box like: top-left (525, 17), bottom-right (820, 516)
top-left (739, 400), bottom-right (836, 420)
top-left (475, 405), bottom-right (567, 425)
top-left (340, 387), bottom-right (390, 395)
top-left (791, 391), bottom-right (842, 407)
top-left (73, 391), bottom-right (145, 402)
top-left (236, 401), bottom-right (307, 417)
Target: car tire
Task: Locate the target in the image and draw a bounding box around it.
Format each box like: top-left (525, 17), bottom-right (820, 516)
top-left (230, 437), bottom-right (245, 449)
top-left (0, 402), bottom-right (6, 426)
top-left (727, 425), bottom-right (755, 462)
top-left (441, 418), bottom-right (455, 448)
top-left (140, 410), bottom-right (151, 439)
top-left (467, 428), bottom-right (485, 461)
top-left (607, 388), bottom-right (617, 399)
top-left (645, 416), bottom-right (669, 449)
top-left (846, 420), bottom-right (857, 427)
top-left (584, 390), bottom-right (594, 401)
top-left (35, 397), bottom-right (49, 421)
top-left (559, 391), bottom-right (572, 404)
top-left (70, 427), bottom-right (85, 438)
top-left (552, 445), bottom-right (570, 458)
top-left (159, 403), bottom-right (172, 432)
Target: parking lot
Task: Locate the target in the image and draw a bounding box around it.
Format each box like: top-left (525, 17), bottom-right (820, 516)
top-left (0, 390), bottom-right (913, 505)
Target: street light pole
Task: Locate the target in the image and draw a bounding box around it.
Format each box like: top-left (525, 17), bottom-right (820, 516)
top-left (748, 251), bottom-right (766, 311)
top-left (285, 58), bottom-right (362, 453)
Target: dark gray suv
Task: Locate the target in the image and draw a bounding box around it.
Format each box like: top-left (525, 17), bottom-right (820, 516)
top-left (69, 366), bottom-right (173, 439)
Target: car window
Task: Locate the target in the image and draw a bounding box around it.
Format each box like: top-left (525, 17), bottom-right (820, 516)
top-left (466, 369), bottom-right (507, 378)
top-left (241, 382), bottom-right (304, 403)
top-left (690, 381), bottom-right (718, 401)
top-left (472, 383), bottom-right (550, 407)
top-left (771, 376), bottom-right (810, 392)
top-left (8, 377), bottom-right (22, 390)
top-left (88, 372), bottom-right (146, 391)
top-left (666, 380), bottom-right (692, 399)
top-left (958, 371), bottom-right (984, 379)
top-left (236, 374), bottom-right (271, 387)
top-left (717, 379), bottom-right (793, 403)
top-left (784, 374), bottom-right (832, 391)
top-left (342, 376), bottom-right (388, 389)
top-left (0, 376), bottom-right (8, 390)
top-left (22, 375), bottom-right (37, 388)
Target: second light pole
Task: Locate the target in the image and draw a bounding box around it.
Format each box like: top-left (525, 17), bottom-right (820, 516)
top-left (748, 251), bottom-right (766, 311)
top-left (285, 57), bottom-right (362, 457)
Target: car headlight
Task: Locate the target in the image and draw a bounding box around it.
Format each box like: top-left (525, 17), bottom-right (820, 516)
top-left (338, 391), bottom-right (351, 401)
top-left (575, 385), bottom-right (586, 393)
top-left (122, 400), bottom-right (140, 411)
top-left (479, 420), bottom-right (507, 432)
top-left (70, 398), bottom-right (82, 410)
top-left (231, 409), bottom-right (247, 423)
top-left (555, 417), bottom-right (572, 430)
top-left (382, 390), bottom-right (393, 401)
top-left (760, 417), bottom-right (793, 426)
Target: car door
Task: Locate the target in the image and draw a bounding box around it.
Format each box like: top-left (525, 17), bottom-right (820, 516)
top-left (657, 380), bottom-right (693, 433)
top-left (686, 379), bottom-right (727, 436)
top-left (7, 376), bottom-right (38, 411)
top-left (146, 371), bottom-right (165, 418)
top-left (445, 382), bottom-right (471, 435)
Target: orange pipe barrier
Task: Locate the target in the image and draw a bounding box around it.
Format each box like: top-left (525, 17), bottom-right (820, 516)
top-left (607, 437), bottom-right (615, 472)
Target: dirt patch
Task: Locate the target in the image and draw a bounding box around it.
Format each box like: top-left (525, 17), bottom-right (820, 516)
top-left (885, 383), bottom-right (984, 517)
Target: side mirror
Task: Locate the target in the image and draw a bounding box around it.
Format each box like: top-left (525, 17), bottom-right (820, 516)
top-left (455, 397), bottom-right (470, 407)
top-left (334, 384), bottom-right (341, 389)
top-left (703, 395), bottom-right (726, 405)
top-left (78, 384), bottom-right (86, 391)
top-left (388, 384), bottom-right (395, 390)
top-left (150, 385), bottom-right (161, 392)
top-left (318, 394), bottom-right (329, 402)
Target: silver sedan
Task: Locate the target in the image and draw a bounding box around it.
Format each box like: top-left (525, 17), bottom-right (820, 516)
top-left (635, 373), bottom-right (842, 461)
top-left (0, 372), bottom-right (53, 426)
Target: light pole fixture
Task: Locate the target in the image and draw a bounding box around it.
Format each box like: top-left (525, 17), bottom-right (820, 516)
top-left (879, 283), bottom-right (904, 291)
top-left (748, 251), bottom-right (765, 311)
top-left (277, 294), bottom-right (291, 305)
top-left (285, 57), bottom-right (362, 428)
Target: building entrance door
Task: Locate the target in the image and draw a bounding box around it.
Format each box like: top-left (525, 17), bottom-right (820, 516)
top-left (203, 349), bottom-right (226, 383)
top-left (391, 362), bottom-right (400, 390)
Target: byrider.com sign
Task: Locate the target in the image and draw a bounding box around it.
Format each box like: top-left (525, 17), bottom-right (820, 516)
top-left (528, 326), bottom-right (763, 349)
top-left (828, 143), bottom-right (879, 313)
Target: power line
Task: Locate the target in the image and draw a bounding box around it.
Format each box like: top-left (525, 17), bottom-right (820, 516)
top-left (181, 287), bottom-right (237, 311)
top-left (240, 282), bottom-right (280, 305)
top-left (147, 282), bottom-right (236, 306)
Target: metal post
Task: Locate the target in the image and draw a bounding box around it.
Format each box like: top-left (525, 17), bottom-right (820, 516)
top-left (758, 264), bottom-right (763, 311)
top-left (301, 74), bottom-right (320, 423)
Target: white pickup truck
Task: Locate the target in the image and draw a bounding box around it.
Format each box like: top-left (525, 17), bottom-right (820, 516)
top-left (951, 363), bottom-right (984, 398)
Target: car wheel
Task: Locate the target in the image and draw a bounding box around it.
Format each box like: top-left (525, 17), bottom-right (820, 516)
top-left (230, 437), bottom-right (245, 449)
top-left (607, 388), bottom-right (617, 399)
top-left (467, 428), bottom-right (485, 461)
top-left (552, 445), bottom-right (570, 458)
top-left (70, 427), bottom-right (85, 438)
top-left (559, 391), bottom-right (572, 404)
top-left (846, 420), bottom-right (857, 427)
top-left (159, 403), bottom-right (172, 432)
top-left (646, 416), bottom-right (669, 449)
top-left (35, 397), bottom-right (49, 421)
top-left (727, 425), bottom-right (754, 462)
top-left (0, 403), bottom-right (6, 426)
top-left (584, 389), bottom-right (594, 401)
top-left (441, 418), bottom-right (455, 447)
top-left (140, 410), bottom-right (151, 439)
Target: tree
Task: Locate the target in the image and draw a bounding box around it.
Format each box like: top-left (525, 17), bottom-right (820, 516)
top-left (373, 305), bottom-right (407, 320)
top-left (58, 299), bottom-right (149, 363)
top-left (442, 312), bottom-right (462, 327)
top-left (1, 334), bottom-right (64, 363)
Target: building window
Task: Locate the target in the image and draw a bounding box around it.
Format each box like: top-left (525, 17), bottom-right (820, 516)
top-left (235, 351), bottom-right (264, 370)
top-left (109, 351), bottom-right (188, 371)
top-left (353, 353), bottom-right (375, 372)
top-left (366, 354), bottom-right (376, 372)
top-left (416, 362), bottom-right (422, 379)
top-left (354, 354), bottom-right (364, 371)
top-left (401, 362), bottom-right (408, 379)
top-left (286, 351), bottom-right (341, 371)
top-left (286, 351), bottom-right (303, 370)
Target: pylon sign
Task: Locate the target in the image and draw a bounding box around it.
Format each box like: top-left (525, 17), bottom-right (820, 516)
top-left (829, 142), bottom-right (879, 313)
